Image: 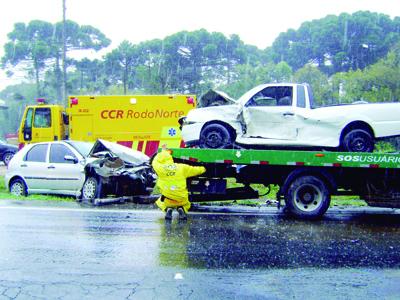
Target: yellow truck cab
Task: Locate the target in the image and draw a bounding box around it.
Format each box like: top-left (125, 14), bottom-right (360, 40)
top-left (18, 95), bottom-right (195, 156)
top-left (18, 99), bottom-right (67, 145)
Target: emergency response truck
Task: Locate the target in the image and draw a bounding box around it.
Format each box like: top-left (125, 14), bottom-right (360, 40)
top-left (169, 148), bottom-right (400, 219)
top-left (18, 95), bottom-right (196, 156)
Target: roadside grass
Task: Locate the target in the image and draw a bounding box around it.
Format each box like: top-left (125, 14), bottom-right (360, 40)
top-left (0, 175), bottom-right (366, 207)
top-left (0, 176), bottom-right (75, 202)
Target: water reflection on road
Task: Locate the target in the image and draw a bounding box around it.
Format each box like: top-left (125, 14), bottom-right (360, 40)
top-left (158, 212), bottom-right (400, 269)
top-left (1, 201), bottom-right (400, 298)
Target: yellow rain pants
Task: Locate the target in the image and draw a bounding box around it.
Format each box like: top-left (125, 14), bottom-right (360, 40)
top-left (152, 150), bottom-right (206, 213)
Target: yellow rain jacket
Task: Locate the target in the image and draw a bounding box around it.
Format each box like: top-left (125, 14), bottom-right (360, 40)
top-left (152, 150), bottom-right (206, 213)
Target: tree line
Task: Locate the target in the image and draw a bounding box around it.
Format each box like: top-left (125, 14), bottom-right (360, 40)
top-left (0, 10), bottom-right (400, 138)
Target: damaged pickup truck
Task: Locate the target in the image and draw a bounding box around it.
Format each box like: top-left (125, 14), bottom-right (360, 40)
top-left (6, 139), bottom-right (156, 201)
top-left (180, 83), bottom-right (400, 152)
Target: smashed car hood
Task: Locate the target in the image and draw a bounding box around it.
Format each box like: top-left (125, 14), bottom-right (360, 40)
top-left (90, 139), bottom-right (149, 165)
top-left (84, 139), bottom-right (156, 194)
top-left (197, 89), bottom-right (236, 107)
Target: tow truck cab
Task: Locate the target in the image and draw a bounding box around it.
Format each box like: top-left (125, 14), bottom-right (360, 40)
top-left (18, 100), bottom-right (67, 148)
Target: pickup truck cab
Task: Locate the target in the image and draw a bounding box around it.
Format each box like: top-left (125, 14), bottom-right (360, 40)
top-left (180, 83), bottom-right (400, 152)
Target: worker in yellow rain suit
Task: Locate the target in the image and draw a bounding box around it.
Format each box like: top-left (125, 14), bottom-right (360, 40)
top-left (152, 149), bottom-right (206, 220)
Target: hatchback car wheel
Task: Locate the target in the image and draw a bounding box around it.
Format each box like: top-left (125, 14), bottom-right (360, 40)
top-left (82, 176), bottom-right (99, 200)
top-left (10, 179), bottom-right (27, 197)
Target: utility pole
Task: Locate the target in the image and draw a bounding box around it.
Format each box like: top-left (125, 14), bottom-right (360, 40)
top-left (61, 0), bottom-right (67, 105)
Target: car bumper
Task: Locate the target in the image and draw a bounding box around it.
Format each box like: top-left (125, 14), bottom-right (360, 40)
top-left (4, 173), bottom-right (11, 190)
top-left (183, 139), bottom-right (200, 147)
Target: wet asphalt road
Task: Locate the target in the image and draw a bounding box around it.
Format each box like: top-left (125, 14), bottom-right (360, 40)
top-left (0, 200), bottom-right (400, 299)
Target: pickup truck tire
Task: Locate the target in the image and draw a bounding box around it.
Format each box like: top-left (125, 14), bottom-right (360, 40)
top-left (199, 123), bottom-right (233, 149)
top-left (342, 129), bottom-right (374, 152)
top-left (10, 178), bottom-right (27, 197)
top-left (285, 175), bottom-right (330, 219)
top-left (82, 176), bottom-right (101, 201)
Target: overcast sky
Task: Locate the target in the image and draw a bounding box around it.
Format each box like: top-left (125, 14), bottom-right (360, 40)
top-left (0, 0), bottom-right (399, 89)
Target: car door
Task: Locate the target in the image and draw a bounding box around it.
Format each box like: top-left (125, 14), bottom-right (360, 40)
top-left (21, 143), bottom-right (49, 190)
top-left (242, 86), bottom-right (297, 140)
top-left (46, 143), bottom-right (85, 193)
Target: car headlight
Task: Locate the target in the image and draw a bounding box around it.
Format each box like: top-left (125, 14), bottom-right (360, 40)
top-left (178, 116), bottom-right (186, 127)
top-left (180, 117), bottom-right (196, 125)
top-left (179, 117), bottom-right (197, 130)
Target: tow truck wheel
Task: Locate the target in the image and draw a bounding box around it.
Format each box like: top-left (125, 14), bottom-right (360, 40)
top-left (199, 123), bottom-right (233, 149)
top-left (285, 175), bottom-right (330, 219)
top-left (82, 176), bottom-right (100, 201)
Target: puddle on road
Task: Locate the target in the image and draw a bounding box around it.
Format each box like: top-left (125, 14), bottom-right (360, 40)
top-left (158, 213), bottom-right (400, 269)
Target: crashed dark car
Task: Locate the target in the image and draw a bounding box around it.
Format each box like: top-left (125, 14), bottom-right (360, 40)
top-left (0, 139), bottom-right (18, 165)
top-left (82, 139), bottom-right (157, 200)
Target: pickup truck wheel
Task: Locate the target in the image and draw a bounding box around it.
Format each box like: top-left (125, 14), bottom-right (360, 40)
top-left (82, 176), bottom-right (100, 201)
top-left (10, 178), bottom-right (27, 197)
top-left (199, 124), bottom-right (233, 149)
top-left (342, 129), bottom-right (374, 152)
top-left (3, 152), bottom-right (14, 166)
top-left (285, 175), bottom-right (330, 219)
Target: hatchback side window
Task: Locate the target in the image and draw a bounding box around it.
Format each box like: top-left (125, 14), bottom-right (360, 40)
top-left (25, 144), bottom-right (48, 162)
top-left (50, 144), bottom-right (77, 164)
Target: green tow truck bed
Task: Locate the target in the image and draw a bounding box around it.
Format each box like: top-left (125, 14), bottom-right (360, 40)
top-left (171, 148), bottom-right (400, 169)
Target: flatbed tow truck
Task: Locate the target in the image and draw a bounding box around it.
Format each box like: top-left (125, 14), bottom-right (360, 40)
top-left (169, 148), bottom-right (400, 219)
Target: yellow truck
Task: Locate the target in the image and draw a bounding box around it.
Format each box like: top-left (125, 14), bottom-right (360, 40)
top-left (18, 95), bottom-right (196, 156)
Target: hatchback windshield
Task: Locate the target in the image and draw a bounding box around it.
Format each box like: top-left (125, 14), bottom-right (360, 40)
top-left (66, 141), bottom-right (93, 157)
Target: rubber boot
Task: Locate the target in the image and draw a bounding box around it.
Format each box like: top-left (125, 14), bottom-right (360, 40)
top-left (177, 207), bottom-right (187, 220)
top-left (165, 208), bottom-right (173, 220)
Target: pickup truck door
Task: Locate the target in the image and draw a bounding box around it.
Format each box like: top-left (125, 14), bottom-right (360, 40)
top-left (242, 86), bottom-right (297, 140)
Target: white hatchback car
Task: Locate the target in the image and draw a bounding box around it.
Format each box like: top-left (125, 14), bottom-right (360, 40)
top-left (5, 141), bottom-right (93, 197)
top-left (5, 140), bottom-right (156, 199)
top-left (180, 83), bottom-right (400, 152)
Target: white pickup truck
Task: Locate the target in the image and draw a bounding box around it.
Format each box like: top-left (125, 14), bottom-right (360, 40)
top-left (179, 83), bottom-right (400, 152)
